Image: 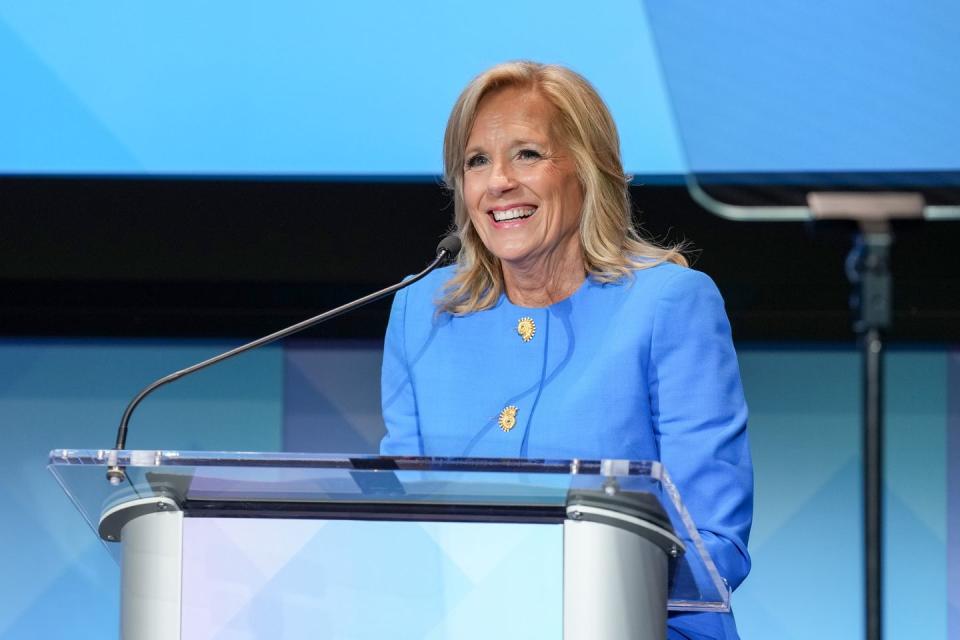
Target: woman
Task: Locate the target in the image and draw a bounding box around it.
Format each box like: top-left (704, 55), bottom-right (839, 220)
top-left (381, 61), bottom-right (752, 640)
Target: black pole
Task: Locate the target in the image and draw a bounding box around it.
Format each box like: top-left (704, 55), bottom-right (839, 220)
top-left (847, 229), bottom-right (892, 640)
top-left (863, 327), bottom-right (883, 640)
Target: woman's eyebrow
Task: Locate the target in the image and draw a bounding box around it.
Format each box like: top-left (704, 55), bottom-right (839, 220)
top-left (466, 138), bottom-right (545, 155)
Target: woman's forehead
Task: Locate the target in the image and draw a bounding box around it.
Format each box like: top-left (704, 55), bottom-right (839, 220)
top-left (467, 87), bottom-right (560, 146)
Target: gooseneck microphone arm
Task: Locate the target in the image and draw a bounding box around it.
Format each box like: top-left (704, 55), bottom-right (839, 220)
top-left (106, 235), bottom-right (461, 484)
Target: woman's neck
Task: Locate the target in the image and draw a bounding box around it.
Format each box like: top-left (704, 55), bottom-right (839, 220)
top-left (501, 249), bottom-right (586, 308)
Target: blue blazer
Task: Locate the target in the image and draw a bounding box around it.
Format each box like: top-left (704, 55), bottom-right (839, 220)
top-left (381, 262), bottom-right (752, 639)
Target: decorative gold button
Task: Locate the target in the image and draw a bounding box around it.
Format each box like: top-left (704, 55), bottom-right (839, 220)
top-left (517, 316), bottom-right (536, 342)
top-left (498, 405), bottom-right (518, 432)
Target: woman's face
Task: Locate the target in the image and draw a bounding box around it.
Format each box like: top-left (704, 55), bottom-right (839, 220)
top-left (462, 87), bottom-right (584, 272)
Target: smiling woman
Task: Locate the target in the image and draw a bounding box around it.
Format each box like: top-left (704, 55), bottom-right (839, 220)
top-left (462, 86), bottom-right (585, 307)
top-left (379, 61), bottom-right (753, 640)
top-left (439, 61), bottom-right (686, 315)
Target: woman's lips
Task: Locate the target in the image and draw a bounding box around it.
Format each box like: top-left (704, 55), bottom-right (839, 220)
top-left (487, 205), bottom-right (537, 228)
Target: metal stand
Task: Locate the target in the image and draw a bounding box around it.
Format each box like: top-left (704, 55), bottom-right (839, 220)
top-left (688, 173), bottom-right (954, 640)
top-left (847, 231), bottom-right (892, 640)
top-left (809, 191), bottom-right (923, 640)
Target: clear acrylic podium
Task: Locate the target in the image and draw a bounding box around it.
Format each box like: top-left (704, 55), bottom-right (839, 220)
top-left (49, 450), bottom-right (730, 640)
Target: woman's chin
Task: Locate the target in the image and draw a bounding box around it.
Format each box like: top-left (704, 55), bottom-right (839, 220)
top-left (489, 246), bottom-right (538, 268)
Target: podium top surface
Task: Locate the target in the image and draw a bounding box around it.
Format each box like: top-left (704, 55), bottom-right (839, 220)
top-left (49, 449), bottom-right (730, 612)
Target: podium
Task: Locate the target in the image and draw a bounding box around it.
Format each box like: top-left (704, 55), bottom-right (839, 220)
top-left (49, 450), bottom-right (730, 639)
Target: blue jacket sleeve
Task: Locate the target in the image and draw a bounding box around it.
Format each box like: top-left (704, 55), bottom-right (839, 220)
top-left (648, 268), bottom-right (753, 591)
top-left (380, 287), bottom-right (423, 456)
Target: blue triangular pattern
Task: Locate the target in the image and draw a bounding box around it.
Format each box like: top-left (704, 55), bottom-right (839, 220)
top-left (422, 524), bottom-right (562, 638)
top-left (213, 521), bottom-right (473, 639)
top-left (282, 349), bottom-right (375, 453)
top-left (737, 459), bottom-right (863, 639)
top-left (0, 543), bottom-right (118, 640)
top-left (0, 17), bottom-right (142, 171)
top-left (884, 488), bottom-right (947, 638)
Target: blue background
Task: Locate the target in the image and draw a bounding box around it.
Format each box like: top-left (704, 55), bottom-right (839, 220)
top-left (644, 0), bottom-right (960, 173)
top-left (0, 339), bottom-right (955, 638)
top-left (0, 0), bottom-right (682, 175)
top-left (4, 1), bottom-right (957, 176)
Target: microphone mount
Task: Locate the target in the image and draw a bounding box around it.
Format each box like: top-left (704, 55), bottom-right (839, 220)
top-left (106, 235), bottom-right (461, 484)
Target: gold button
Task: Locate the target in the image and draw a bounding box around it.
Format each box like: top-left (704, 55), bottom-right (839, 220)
top-left (517, 317), bottom-right (536, 342)
top-left (498, 405), bottom-right (518, 432)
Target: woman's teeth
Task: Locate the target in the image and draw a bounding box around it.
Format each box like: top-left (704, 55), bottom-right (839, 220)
top-left (492, 207), bottom-right (536, 222)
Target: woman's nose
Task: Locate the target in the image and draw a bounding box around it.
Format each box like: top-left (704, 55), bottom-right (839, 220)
top-left (487, 161), bottom-right (517, 196)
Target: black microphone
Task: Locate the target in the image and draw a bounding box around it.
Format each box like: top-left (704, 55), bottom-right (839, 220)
top-left (106, 234), bottom-right (461, 484)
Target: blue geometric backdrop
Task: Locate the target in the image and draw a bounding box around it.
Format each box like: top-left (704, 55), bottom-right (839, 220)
top-left (180, 518), bottom-right (563, 639)
top-left (0, 337), bottom-right (954, 638)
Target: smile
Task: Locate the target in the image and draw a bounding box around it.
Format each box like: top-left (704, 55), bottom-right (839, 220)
top-left (489, 206), bottom-right (537, 222)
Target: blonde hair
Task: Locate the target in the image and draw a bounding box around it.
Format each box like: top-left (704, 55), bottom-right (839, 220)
top-left (440, 61), bottom-right (687, 315)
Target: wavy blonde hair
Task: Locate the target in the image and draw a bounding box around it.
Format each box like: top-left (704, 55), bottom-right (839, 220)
top-left (440, 61), bottom-right (687, 315)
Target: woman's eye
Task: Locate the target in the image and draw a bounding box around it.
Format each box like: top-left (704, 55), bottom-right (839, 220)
top-left (465, 154), bottom-right (488, 169)
top-left (517, 149), bottom-right (542, 161)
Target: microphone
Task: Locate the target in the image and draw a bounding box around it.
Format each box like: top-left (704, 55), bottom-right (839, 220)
top-left (106, 234), bottom-right (461, 484)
